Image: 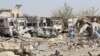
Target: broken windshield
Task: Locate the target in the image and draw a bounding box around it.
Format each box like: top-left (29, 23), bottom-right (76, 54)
top-left (9, 21), bottom-right (14, 26)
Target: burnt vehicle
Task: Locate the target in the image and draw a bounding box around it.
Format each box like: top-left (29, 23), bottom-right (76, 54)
top-left (37, 27), bottom-right (58, 38)
top-left (0, 17), bottom-right (30, 37)
top-left (27, 17), bottom-right (59, 37)
top-left (0, 17), bottom-right (14, 36)
top-left (28, 27), bottom-right (38, 37)
top-left (26, 16), bottom-right (38, 37)
top-left (37, 17), bottom-right (58, 37)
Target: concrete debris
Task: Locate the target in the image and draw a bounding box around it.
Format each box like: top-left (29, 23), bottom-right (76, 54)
top-left (0, 41), bottom-right (20, 51)
top-left (22, 45), bottom-right (36, 56)
top-left (38, 42), bottom-right (48, 51)
top-left (23, 45), bottom-right (34, 53)
top-left (48, 41), bottom-right (66, 50)
top-left (22, 33), bottom-right (31, 39)
top-left (0, 36), bottom-right (99, 56)
top-left (0, 51), bottom-right (19, 56)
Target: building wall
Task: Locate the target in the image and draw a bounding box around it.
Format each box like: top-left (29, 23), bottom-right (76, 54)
top-left (11, 8), bottom-right (22, 18)
top-left (0, 11), bottom-right (11, 17)
top-left (0, 7), bottom-right (22, 18)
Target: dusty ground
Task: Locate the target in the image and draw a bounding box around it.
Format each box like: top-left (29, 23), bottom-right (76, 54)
top-left (0, 34), bottom-right (100, 56)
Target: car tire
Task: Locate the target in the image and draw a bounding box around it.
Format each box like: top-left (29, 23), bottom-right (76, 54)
top-left (51, 35), bottom-right (56, 38)
top-left (32, 33), bottom-right (37, 37)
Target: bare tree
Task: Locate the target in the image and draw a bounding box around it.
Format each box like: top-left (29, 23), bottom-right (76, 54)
top-left (79, 7), bottom-right (100, 16)
top-left (51, 3), bottom-right (73, 18)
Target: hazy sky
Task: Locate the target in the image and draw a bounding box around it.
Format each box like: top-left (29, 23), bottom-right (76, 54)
top-left (0, 0), bottom-right (99, 17)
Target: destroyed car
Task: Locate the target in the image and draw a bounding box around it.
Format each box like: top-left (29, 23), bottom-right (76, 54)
top-left (0, 17), bottom-right (30, 37)
top-left (37, 27), bottom-right (58, 38)
top-left (0, 17), bottom-right (14, 37)
top-left (28, 27), bottom-right (38, 37)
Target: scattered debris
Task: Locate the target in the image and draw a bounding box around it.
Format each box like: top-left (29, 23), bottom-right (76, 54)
top-left (0, 36), bottom-right (99, 56)
top-left (49, 50), bottom-right (63, 56)
top-left (0, 51), bottom-right (19, 56)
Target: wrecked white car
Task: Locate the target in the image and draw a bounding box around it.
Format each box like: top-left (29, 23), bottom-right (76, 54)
top-left (37, 27), bottom-right (58, 38)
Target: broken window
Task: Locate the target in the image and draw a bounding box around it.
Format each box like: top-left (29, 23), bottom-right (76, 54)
top-left (27, 23), bottom-right (32, 27)
top-left (0, 19), bottom-right (4, 27)
top-left (54, 21), bottom-right (61, 25)
top-left (9, 22), bottom-right (14, 26)
top-left (0, 19), bottom-right (4, 23)
top-left (43, 23), bottom-right (46, 26)
top-left (20, 22), bottom-right (24, 26)
top-left (16, 13), bottom-right (19, 18)
top-left (33, 23), bottom-right (37, 27)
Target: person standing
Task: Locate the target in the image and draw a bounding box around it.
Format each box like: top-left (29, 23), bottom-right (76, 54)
top-left (68, 26), bottom-right (76, 39)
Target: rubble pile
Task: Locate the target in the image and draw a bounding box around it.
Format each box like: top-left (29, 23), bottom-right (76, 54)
top-left (0, 51), bottom-right (19, 56)
top-left (0, 37), bottom-right (99, 56)
top-left (0, 38), bottom-right (35, 56)
top-left (0, 39), bottom-right (20, 51)
top-left (48, 41), bottom-right (66, 51)
top-left (67, 38), bottom-right (100, 50)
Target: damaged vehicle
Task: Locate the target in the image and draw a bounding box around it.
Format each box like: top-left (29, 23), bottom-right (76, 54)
top-left (27, 17), bottom-right (59, 37)
top-left (37, 27), bottom-right (58, 38)
top-left (12, 18), bottom-right (29, 37)
top-left (37, 17), bottom-right (58, 37)
top-left (0, 17), bottom-right (31, 37)
top-left (0, 17), bottom-right (15, 37)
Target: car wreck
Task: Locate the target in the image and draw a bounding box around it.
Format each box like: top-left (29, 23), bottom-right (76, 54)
top-left (0, 17), bottom-right (30, 37)
top-left (26, 17), bottom-right (59, 38)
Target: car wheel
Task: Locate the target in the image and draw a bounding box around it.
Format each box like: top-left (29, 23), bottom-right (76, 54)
top-left (32, 33), bottom-right (37, 37)
top-left (51, 35), bottom-right (56, 38)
